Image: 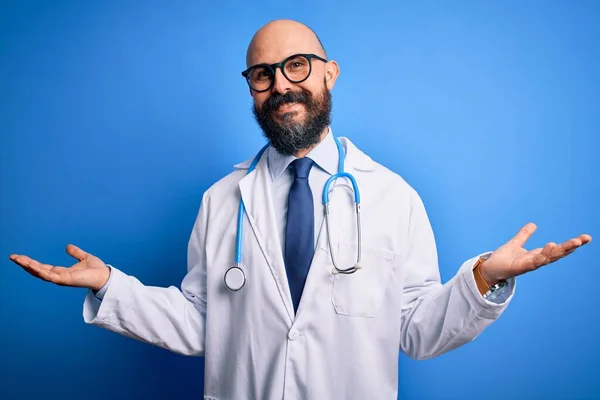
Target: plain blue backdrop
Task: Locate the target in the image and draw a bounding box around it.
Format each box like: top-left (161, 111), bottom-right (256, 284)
top-left (1, 1), bottom-right (598, 399)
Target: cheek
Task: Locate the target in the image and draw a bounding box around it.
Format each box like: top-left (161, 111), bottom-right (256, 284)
top-left (297, 78), bottom-right (318, 95)
top-left (297, 81), bottom-right (325, 104)
top-left (301, 68), bottom-right (325, 91)
top-left (253, 92), bottom-right (269, 110)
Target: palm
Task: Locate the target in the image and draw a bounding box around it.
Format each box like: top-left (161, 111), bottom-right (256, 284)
top-left (44, 256), bottom-right (103, 287)
top-left (481, 223), bottom-right (592, 283)
top-left (9, 244), bottom-right (110, 291)
top-left (491, 244), bottom-right (528, 271)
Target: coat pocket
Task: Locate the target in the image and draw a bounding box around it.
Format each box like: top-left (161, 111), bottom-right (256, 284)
top-left (331, 241), bottom-right (396, 318)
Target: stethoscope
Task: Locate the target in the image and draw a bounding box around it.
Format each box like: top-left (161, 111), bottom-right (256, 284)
top-left (224, 136), bottom-right (362, 291)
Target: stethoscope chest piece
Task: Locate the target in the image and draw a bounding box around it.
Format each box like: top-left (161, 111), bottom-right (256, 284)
top-left (224, 266), bottom-right (246, 291)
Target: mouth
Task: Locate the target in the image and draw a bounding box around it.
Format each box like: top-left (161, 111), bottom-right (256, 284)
top-left (275, 102), bottom-right (303, 114)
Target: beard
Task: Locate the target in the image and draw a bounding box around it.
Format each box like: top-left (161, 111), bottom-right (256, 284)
top-left (252, 81), bottom-right (332, 156)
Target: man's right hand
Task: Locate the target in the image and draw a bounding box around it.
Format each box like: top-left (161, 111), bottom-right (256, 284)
top-left (9, 244), bottom-right (110, 291)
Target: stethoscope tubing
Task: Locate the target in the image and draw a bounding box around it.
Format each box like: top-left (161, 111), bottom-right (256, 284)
top-left (228, 137), bottom-right (362, 291)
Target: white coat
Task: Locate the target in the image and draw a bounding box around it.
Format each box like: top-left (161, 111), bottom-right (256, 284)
top-left (83, 137), bottom-right (515, 400)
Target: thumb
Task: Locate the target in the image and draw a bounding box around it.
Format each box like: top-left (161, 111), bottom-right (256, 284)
top-left (66, 244), bottom-right (89, 261)
top-left (509, 222), bottom-right (538, 248)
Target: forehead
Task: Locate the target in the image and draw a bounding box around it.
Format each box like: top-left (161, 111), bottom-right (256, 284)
top-left (246, 29), bottom-right (322, 67)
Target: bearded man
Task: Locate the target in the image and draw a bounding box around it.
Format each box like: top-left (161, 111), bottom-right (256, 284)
top-left (10, 19), bottom-right (591, 400)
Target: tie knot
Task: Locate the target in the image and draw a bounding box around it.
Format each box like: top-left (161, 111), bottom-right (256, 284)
top-left (291, 157), bottom-right (314, 179)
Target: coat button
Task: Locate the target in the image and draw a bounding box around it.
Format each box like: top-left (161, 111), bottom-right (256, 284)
top-left (288, 329), bottom-right (300, 341)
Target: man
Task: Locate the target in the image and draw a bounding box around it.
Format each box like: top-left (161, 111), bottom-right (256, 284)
top-left (10, 19), bottom-right (591, 399)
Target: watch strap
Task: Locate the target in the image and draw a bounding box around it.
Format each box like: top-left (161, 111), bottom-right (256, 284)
top-left (473, 257), bottom-right (491, 295)
top-left (473, 256), bottom-right (508, 300)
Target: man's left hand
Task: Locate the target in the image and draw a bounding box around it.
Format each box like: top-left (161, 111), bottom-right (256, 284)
top-left (480, 222), bottom-right (592, 285)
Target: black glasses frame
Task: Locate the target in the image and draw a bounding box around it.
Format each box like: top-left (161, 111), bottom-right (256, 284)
top-left (241, 53), bottom-right (328, 92)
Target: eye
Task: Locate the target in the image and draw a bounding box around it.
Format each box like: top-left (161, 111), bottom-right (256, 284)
top-left (250, 67), bottom-right (272, 82)
top-left (286, 57), bottom-right (308, 71)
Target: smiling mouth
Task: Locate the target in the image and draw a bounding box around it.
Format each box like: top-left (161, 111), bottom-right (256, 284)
top-left (276, 102), bottom-right (303, 113)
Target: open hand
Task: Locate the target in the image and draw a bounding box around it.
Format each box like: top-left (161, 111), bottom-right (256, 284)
top-left (480, 223), bottom-right (592, 285)
top-left (9, 244), bottom-right (110, 291)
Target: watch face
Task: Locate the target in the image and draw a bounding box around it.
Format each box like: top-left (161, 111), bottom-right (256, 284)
top-left (484, 281), bottom-right (508, 300)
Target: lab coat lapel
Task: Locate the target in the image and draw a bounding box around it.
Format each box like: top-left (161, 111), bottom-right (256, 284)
top-left (238, 155), bottom-right (295, 323)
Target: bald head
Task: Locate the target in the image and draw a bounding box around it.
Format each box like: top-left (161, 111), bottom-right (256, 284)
top-left (246, 19), bottom-right (327, 67)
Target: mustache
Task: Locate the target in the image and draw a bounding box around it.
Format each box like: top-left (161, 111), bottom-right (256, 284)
top-left (261, 90), bottom-right (312, 114)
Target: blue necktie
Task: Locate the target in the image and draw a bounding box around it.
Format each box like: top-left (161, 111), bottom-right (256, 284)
top-left (285, 157), bottom-right (315, 312)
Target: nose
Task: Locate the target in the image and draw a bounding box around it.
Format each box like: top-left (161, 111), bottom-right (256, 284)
top-left (271, 67), bottom-right (293, 95)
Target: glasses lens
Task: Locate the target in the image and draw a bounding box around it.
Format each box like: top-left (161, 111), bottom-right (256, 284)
top-left (284, 55), bottom-right (311, 82)
top-left (247, 66), bottom-right (273, 91)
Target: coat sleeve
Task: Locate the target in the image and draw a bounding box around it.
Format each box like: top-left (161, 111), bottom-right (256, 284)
top-left (399, 191), bottom-right (515, 360)
top-left (82, 193), bottom-right (210, 356)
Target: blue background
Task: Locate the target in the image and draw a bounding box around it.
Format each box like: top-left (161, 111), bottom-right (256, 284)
top-left (1, 1), bottom-right (598, 399)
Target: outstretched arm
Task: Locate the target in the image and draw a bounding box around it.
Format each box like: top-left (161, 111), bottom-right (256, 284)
top-left (399, 192), bottom-right (591, 360)
top-left (10, 194), bottom-right (211, 356)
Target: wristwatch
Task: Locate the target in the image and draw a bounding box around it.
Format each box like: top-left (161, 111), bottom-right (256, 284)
top-left (473, 256), bottom-right (508, 300)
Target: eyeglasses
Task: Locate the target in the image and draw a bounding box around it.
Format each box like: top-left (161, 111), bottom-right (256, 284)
top-left (241, 53), bottom-right (328, 93)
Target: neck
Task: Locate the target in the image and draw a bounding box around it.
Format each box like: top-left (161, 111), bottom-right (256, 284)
top-left (294, 127), bottom-right (329, 158)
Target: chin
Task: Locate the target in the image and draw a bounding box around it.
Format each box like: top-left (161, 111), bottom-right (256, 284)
top-left (277, 110), bottom-right (306, 124)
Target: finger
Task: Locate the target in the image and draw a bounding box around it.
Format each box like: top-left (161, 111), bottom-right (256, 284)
top-left (532, 246), bottom-right (576, 268)
top-left (550, 237), bottom-right (587, 260)
top-left (531, 253), bottom-right (549, 268)
top-left (21, 258), bottom-right (61, 283)
top-left (525, 243), bottom-right (556, 269)
top-left (10, 255), bottom-right (60, 271)
top-left (542, 235), bottom-right (591, 258)
top-left (9, 254), bottom-right (49, 269)
top-left (510, 222), bottom-right (538, 248)
top-left (540, 242), bottom-right (557, 258)
top-left (37, 262), bottom-right (53, 271)
top-left (579, 234), bottom-right (592, 245)
top-left (535, 239), bottom-right (581, 266)
top-left (66, 244), bottom-right (88, 261)
top-left (10, 255), bottom-right (68, 283)
top-left (559, 238), bottom-right (582, 254)
top-left (525, 236), bottom-right (588, 270)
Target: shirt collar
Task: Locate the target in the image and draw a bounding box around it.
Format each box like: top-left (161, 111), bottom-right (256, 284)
top-left (267, 127), bottom-right (339, 181)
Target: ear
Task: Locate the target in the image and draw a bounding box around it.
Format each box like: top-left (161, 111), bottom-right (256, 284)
top-left (324, 60), bottom-right (340, 90)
